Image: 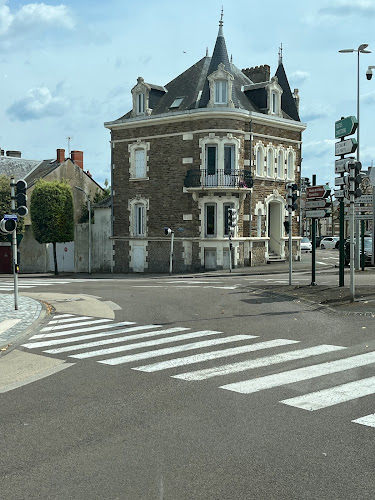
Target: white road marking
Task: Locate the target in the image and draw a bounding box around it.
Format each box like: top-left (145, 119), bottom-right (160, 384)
top-left (23, 325), bottom-right (162, 349)
top-left (40, 318), bottom-right (112, 332)
top-left (352, 413), bottom-right (375, 428)
top-left (70, 330), bottom-right (225, 359)
top-left (30, 321), bottom-right (136, 339)
top-left (48, 316), bottom-right (93, 324)
top-left (133, 339), bottom-right (295, 373)
top-left (281, 376), bottom-right (375, 410)
top-left (174, 345), bottom-right (346, 381)
top-left (52, 314), bottom-right (75, 319)
top-left (0, 318), bottom-right (21, 334)
top-left (220, 351), bottom-right (375, 394)
top-left (45, 327), bottom-right (190, 354)
top-left (99, 335), bottom-right (251, 366)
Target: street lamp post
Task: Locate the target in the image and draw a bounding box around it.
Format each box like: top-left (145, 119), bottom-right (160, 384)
top-left (75, 186), bottom-right (91, 274)
top-left (339, 44), bottom-right (371, 271)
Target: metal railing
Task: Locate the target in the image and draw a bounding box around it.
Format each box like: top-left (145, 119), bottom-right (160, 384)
top-left (184, 169), bottom-right (253, 189)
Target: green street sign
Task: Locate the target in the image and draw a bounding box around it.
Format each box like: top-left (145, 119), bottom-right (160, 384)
top-left (335, 116), bottom-right (358, 138)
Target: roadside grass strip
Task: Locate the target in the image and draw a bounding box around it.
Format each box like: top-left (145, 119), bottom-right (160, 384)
top-left (280, 376), bottom-right (375, 411)
top-left (70, 330), bottom-right (230, 359)
top-left (45, 327), bottom-right (190, 354)
top-left (133, 338), bottom-right (296, 373)
top-left (220, 351), bottom-right (375, 394)
top-left (98, 334), bottom-right (254, 365)
top-left (173, 345), bottom-right (346, 381)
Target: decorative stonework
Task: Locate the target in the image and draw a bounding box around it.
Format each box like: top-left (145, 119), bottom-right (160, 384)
top-left (207, 63), bottom-right (235, 108)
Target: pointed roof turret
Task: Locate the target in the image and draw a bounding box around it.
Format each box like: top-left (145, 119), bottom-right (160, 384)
top-left (275, 57), bottom-right (300, 121)
top-left (207, 8), bottom-right (231, 75)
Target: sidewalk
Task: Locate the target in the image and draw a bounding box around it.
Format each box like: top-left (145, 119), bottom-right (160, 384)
top-left (1, 259), bottom-right (374, 352)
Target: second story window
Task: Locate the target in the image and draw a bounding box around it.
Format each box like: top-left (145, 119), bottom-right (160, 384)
top-left (206, 145), bottom-right (217, 175)
top-left (214, 81), bottom-right (228, 104)
top-left (224, 145), bottom-right (234, 175)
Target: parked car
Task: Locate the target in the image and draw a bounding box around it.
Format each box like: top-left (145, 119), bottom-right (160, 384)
top-left (320, 236), bottom-right (339, 249)
top-left (301, 237), bottom-right (312, 252)
top-left (344, 237), bottom-right (373, 266)
top-left (315, 236), bottom-right (325, 248)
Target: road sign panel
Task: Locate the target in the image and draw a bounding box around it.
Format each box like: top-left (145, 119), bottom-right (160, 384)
top-left (335, 157), bottom-right (355, 174)
top-left (335, 116), bottom-right (358, 139)
top-left (306, 185), bottom-right (329, 199)
top-left (334, 189), bottom-right (348, 199)
top-left (305, 199), bottom-right (329, 209)
top-left (3, 214), bottom-right (18, 220)
top-left (345, 214), bottom-right (373, 220)
top-left (356, 195), bottom-right (373, 204)
top-left (354, 206), bottom-right (373, 213)
top-left (306, 209), bottom-right (331, 218)
top-left (335, 176), bottom-right (349, 186)
top-left (335, 138), bottom-right (358, 156)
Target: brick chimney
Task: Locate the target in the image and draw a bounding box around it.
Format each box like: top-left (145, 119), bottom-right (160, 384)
top-left (242, 65), bottom-right (270, 83)
top-left (71, 150), bottom-right (83, 170)
top-left (6, 150), bottom-right (22, 158)
top-left (57, 148), bottom-right (65, 163)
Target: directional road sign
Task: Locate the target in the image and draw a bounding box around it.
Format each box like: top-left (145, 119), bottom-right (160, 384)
top-left (356, 194), bottom-right (373, 204)
top-left (335, 138), bottom-right (358, 156)
top-left (334, 189), bottom-right (348, 199)
top-left (335, 176), bottom-right (349, 186)
top-left (335, 116), bottom-right (358, 139)
top-left (335, 157), bottom-right (355, 174)
top-left (345, 214), bottom-right (373, 220)
top-left (306, 209), bottom-right (331, 218)
top-left (306, 185), bottom-right (330, 199)
top-left (305, 199), bottom-right (329, 209)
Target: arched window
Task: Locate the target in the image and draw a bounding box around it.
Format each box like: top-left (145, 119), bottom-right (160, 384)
top-left (129, 198), bottom-right (149, 237)
top-left (267, 148), bottom-right (274, 177)
top-left (128, 141), bottom-right (150, 180)
top-left (287, 151), bottom-right (294, 179)
top-left (277, 150), bottom-right (284, 178)
top-left (256, 145), bottom-right (264, 176)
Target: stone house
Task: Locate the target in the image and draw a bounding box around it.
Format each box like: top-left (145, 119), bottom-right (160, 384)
top-left (105, 17), bottom-right (306, 273)
top-left (0, 148), bottom-right (105, 272)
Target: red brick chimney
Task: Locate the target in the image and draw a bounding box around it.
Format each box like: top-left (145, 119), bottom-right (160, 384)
top-left (71, 150), bottom-right (83, 170)
top-left (57, 148), bottom-right (65, 163)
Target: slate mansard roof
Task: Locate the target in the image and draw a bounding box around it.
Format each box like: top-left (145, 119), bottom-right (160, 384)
top-left (106, 21), bottom-right (300, 126)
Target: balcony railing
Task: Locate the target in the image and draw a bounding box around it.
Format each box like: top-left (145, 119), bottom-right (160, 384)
top-left (184, 169), bottom-right (253, 189)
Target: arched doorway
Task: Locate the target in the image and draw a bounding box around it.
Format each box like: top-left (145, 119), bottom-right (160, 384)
top-left (268, 200), bottom-right (283, 257)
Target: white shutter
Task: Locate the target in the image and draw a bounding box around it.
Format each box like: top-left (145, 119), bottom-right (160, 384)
top-left (135, 149), bottom-right (146, 178)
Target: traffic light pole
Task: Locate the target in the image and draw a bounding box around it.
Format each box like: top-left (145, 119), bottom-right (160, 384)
top-left (311, 175), bottom-right (316, 286)
top-left (229, 234), bottom-right (232, 273)
top-left (288, 208), bottom-right (292, 285)
top-left (169, 231), bottom-right (174, 276)
top-left (10, 177), bottom-right (19, 310)
top-left (349, 166), bottom-right (355, 302)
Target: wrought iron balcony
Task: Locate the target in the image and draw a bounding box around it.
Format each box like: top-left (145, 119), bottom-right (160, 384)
top-left (184, 169), bottom-right (253, 189)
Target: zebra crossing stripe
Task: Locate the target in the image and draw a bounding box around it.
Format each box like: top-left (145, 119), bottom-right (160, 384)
top-left (133, 338), bottom-right (292, 373)
top-left (220, 351), bottom-right (375, 394)
top-left (99, 335), bottom-right (251, 366)
top-left (70, 330), bottom-right (226, 359)
top-left (352, 413), bottom-right (375, 428)
top-left (48, 316), bottom-right (94, 324)
top-left (40, 318), bottom-right (112, 332)
top-left (23, 324), bottom-right (162, 349)
top-left (281, 376), bottom-right (375, 411)
top-left (52, 314), bottom-right (75, 319)
top-left (30, 321), bottom-right (136, 339)
top-left (173, 345), bottom-right (346, 381)
top-left (44, 327), bottom-right (191, 354)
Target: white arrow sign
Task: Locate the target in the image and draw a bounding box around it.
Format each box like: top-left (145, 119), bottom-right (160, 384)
top-left (335, 138), bottom-right (358, 156)
top-left (305, 199), bottom-right (329, 209)
top-left (306, 210), bottom-right (331, 218)
top-left (356, 195), bottom-right (373, 204)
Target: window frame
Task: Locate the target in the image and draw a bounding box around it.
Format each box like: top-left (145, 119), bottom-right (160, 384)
top-left (205, 203), bottom-right (216, 237)
top-left (214, 80), bottom-right (228, 104)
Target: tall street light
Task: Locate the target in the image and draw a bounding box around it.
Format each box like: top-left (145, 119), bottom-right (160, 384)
top-left (75, 186), bottom-right (91, 274)
top-left (339, 44), bottom-right (371, 161)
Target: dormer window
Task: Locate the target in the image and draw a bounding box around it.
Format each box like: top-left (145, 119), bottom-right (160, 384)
top-left (214, 81), bottom-right (228, 104)
top-left (137, 93), bottom-right (145, 114)
top-left (207, 63), bottom-right (234, 108)
top-left (267, 76), bottom-right (282, 117)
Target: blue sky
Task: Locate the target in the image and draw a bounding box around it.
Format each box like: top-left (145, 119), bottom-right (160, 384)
top-left (1, 0), bottom-right (375, 190)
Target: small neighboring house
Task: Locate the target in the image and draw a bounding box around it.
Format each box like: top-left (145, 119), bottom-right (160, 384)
top-left (104, 16), bottom-right (306, 273)
top-left (0, 148), bottom-right (105, 273)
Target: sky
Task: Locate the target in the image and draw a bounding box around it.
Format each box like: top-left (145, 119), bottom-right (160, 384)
top-left (1, 0), bottom-right (375, 191)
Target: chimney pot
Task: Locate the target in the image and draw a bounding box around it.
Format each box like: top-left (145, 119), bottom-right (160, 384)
top-left (57, 148), bottom-right (65, 163)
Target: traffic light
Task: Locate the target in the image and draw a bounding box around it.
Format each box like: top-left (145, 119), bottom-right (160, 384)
top-left (231, 208), bottom-right (238, 227)
top-left (0, 218), bottom-right (17, 234)
top-left (286, 183), bottom-right (298, 212)
top-left (164, 227), bottom-right (172, 235)
top-left (283, 220), bottom-right (290, 233)
top-left (227, 208), bottom-right (233, 228)
top-left (15, 179), bottom-right (28, 217)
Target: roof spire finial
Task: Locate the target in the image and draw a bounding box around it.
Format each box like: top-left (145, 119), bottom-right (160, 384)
top-left (278, 43), bottom-right (283, 65)
top-left (219, 6), bottom-right (224, 27)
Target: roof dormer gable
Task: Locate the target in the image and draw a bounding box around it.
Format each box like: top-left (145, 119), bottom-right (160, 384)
top-left (266, 76), bottom-right (283, 117)
top-left (207, 63), bottom-right (234, 107)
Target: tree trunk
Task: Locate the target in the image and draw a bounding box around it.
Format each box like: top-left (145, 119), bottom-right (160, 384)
top-left (53, 242), bottom-right (59, 275)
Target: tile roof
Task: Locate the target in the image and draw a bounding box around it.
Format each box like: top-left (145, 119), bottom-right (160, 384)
top-left (0, 157), bottom-right (41, 180)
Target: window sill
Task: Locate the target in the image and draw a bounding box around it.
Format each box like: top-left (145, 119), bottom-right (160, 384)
top-left (129, 177), bottom-right (149, 181)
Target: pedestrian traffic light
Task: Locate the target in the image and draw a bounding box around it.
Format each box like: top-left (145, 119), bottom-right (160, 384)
top-left (164, 227), bottom-right (172, 235)
top-left (0, 218), bottom-right (17, 234)
top-left (231, 208), bottom-right (238, 227)
top-left (283, 220), bottom-right (290, 233)
top-left (227, 208), bottom-right (233, 228)
top-left (286, 183), bottom-right (298, 212)
top-left (16, 179), bottom-right (28, 216)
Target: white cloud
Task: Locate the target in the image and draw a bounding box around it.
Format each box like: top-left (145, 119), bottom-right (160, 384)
top-left (289, 71), bottom-right (310, 86)
top-left (7, 86), bottom-right (70, 121)
top-left (0, 2), bottom-right (74, 40)
top-left (319, 0), bottom-right (375, 17)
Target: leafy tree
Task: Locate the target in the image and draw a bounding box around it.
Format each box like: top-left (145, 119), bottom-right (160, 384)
top-left (78, 179), bottom-right (111, 223)
top-left (0, 175), bottom-right (25, 243)
top-left (30, 180), bottom-right (74, 275)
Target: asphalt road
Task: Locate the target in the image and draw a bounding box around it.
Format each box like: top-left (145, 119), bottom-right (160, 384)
top-left (1, 255), bottom-right (375, 499)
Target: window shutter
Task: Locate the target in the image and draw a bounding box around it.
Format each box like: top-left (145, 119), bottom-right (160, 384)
top-left (135, 149), bottom-right (146, 178)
